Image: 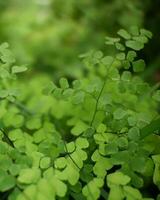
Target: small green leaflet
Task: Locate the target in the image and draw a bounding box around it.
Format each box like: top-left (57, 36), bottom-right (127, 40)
top-left (12, 65), bottom-right (28, 74)
top-left (117, 29), bottom-right (131, 40)
top-left (125, 40), bottom-right (144, 51)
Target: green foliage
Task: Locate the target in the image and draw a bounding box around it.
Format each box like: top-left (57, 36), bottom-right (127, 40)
top-left (0, 27), bottom-right (160, 200)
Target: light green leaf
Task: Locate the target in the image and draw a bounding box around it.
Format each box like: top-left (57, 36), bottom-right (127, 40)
top-left (127, 51), bottom-right (137, 62)
top-left (18, 167), bottom-right (41, 184)
top-left (66, 141), bottom-right (76, 153)
top-left (108, 185), bottom-right (124, 200)
top-left (26, 117), bottom-right (41, 130)
top-left (40, 157), bottom-right (51, 169)
top-left (12, 65), bottom-right (27, 74)
top-left (123, 186), bottom-right (142, 199)
top-left (82, 178), bottom-right (103, 200)
top-left (72, 91), bottom-right (85, 104)
top-left (116, 53), bottom-right (125, 60)
top-left (75, 137), bottom-right (89, 149)
top-left (71, 121), bottom-right (88, 136)
top-left (93, 51), bottom-right (103, 59)
top-left (107, 171), bottom-right (131, 186)
top-left (55, 157), bottom-right (67, 169)
top-left (96, 123), bottom-right (107, 133)
top-left (117, 29), bottom-right (131, 39)
top-left (101, 56), bottom-right (114, 66)
top-left (126, 40), bottom-right (144, 51)
top-left (133, 36), bottom-right (148, 44)
top-left (115, 43), bottom-right (125, 51)
top-left (0, 90), bottom-right (8, 98)
top-left (59, 78), bottom-right (69, 89)
top-left (42, 81), bottom-right (56, 95)
top-left (121, 71), bottom-right (132, 81)
top-left (140, 29), bottom-right (153, 39)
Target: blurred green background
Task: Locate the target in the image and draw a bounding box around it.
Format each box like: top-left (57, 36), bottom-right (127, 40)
top-left (0, 0), bottom-right (160, 82)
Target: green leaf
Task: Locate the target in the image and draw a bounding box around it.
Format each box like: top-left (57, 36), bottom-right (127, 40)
top-left (152, 90), bottom-right (160, 102)
top-left (40, 157), bottom-right (51, 169)
top-left (82, 178), bottom-right (103, 200)
top-left (105, 36), bottom-right (120, 45)
top-left (140, 29), bottom-right (153, 39)
top-left (133, 36), bottom-right (148, 44)
top-left (0, 90), bottom-right (8, 98)
top-left (53, 88), bottom-right (62, 99)
top-left (1, 49), bottom-right (15, 63)
top-left (115, 42), bottom-right (125, 51)
top-left (132, 59), bottom-right (145, 72)
top-left (128, 127), bottom-right (140, 141)
top-left (93, 51), bottom-right (103, 59)
top-left (18, 167), bottom-right (41, 184)
top-left (101, 56), bottom-right (114, 66)
top-left (51, 176), bottom-right (67, 197)
top-left (26, 117), bottom-right (41, 130)
top-left (129, 26), bottom-right (139, 36)
top-left (12, 65), bottom-right (27, 74)
top-left (0, 170), bottom-right (16, 192)
top-left (55, 157), bottom-right (67, 169)
top-left (131, 156), bottom-right (146, 173)
top-left (42, 81), bottom-right (56, 95)
top-left (152, 155), bottom-right (160, 189)
top-left (126, 40), bottom-right (144, 51)
top-left (66, 141), bottom-right (76, 153)
top-left (128, 116), bottom-right (137, 126)
top-left (72, 80), bottom-right (81, 89)
top-left (107, 171), bottom-right (131, 186)
top-left (127, 51), bottom-right (137, 62)
top-left (0, 68), bottom-right (10, 79)
top-left (96, 123), bottom-right (107, 133)
top-left (113, 108), bottom-right (127, 120)
top-left (9, 164), bottom-right (21, 176)
top-left (8, 129), bottom-right (23, 141)
top-left (105, 142), bottom-right (118, 155)
top-left (59, 78), bottom-right (69, 89)
top-left (123, 186), bottom-right (142, 199)
top-left (122, 60), bottom-right (131, 69)
top-left (63, 88), bottom-right (74, 98)
top-left (116, 53), bottom-right (125, 61)
top-left (93, 156), bottom-right (112, 177)
top-left (108, 68), bottom-right (120, 81)
top-left (72, 91), bottom-right (85, 104)
top-left (117, 29), bottom-right (131, 39)
top-left (75, 137), bottom-right (89, 149)
top-left (117, 137), bottom-right (128, 149)
top-left (108, 185), bottom-right (124, 200)
top-left (71, 121), bottom-right (88, 136)
top-left (140, 118), bottom-right (160, 139)
top-left (121, 71), bottom-right (132, 81)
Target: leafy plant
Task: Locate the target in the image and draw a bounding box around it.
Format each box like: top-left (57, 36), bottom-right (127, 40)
top-left (0, 27), bottom-right (160, 200)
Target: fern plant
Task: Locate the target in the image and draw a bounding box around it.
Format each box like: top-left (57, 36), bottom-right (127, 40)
top-left (0, 27), bottom-right (160, 200)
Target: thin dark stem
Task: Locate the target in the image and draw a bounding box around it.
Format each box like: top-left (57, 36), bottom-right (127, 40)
top-left (0, 128), bottom-right (14, 148)
top-left (54, 119), bottom-right (81, 170)
top-left (11, 100), bottom-right (34, 116)
top-left (89, 60), bottom-right (114, 127)
top-left (63, 139), bottom-right (81, 170)
top-left (90, 81), bottom-right (106, 127)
